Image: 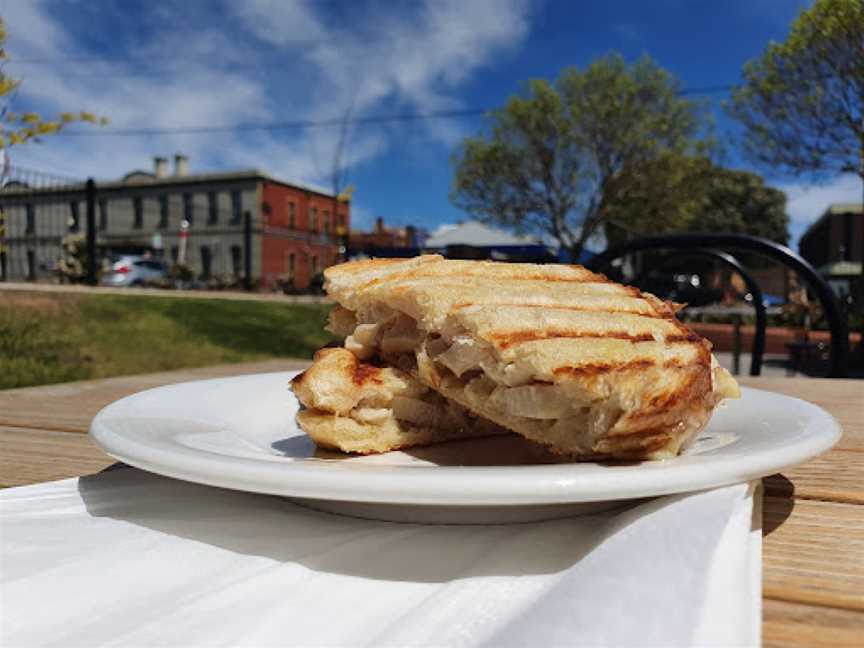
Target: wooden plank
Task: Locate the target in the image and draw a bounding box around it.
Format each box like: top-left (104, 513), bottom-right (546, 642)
top-left (0, 426), bottom-right (117, 487)
top-left (762, 496), bottom-right (864, 612)
top-left (764, 450), bottom-right (864, 504)
top-left (0, 359), bottom-right (311, 434)
top-left (763, 599), bottom-right (864, 647)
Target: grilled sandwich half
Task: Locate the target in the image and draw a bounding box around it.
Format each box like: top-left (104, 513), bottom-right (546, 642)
top-left (322, 255), bottom-right (739, 460)
top-left (291, 347), bottom-right (508, 454)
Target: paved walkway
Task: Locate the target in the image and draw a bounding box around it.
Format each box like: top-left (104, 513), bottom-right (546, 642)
top-left (0, 281), bottom-right (330, 304)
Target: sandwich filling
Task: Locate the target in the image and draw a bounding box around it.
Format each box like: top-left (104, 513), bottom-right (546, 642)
top-left (324, 256), bottom-right (740, 459)
top-left (291, 347), bottom-right (507, 454)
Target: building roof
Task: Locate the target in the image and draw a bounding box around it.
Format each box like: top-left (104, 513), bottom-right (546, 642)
top-left (825, 203), bottom-right (863, 215)
top-left (425, 220), bottom-right (539, 248)
top-left (799, 202), bottom-right (863, 245)
top-left (1, 168), bottom-right (341, 200)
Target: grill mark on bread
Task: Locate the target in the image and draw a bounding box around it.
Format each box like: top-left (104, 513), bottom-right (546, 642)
top-left (552, 356), bottom-right (700, 378)
top-left (450, 302), bottom-right (668, 319)
top-left (352, 362), bottom-right (384, 386)
top-left (553, 359), bottom-right (657, 377)
top-left (491, 329), bottom-right (658, 349)
top-left (665, 333), bottom-right (703, 344)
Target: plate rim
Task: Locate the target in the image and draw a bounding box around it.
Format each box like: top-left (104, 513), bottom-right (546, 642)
top-left (89, 372), bottom-right (842, 506)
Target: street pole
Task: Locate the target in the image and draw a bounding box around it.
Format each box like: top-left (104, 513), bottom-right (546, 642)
top-left (85, 178), bottom-right (97, 286)
top-left (243, 210), bottom-right (252, 291)
top-left (178, 219), bottom-right (190, 265)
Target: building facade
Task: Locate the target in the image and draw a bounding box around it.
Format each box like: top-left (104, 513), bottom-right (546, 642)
top-left (0, 156), bottom-right (349, 289)
top-left (799, 203), bottom-right (863, 301)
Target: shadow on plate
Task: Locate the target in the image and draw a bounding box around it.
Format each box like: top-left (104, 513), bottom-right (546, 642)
top-left (271, 432), bottom-right (645, 467)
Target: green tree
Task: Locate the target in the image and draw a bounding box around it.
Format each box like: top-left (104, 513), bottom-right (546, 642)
top-left (451, 54), bottom-right (710, 260)
top-left (691, 165), bottom-right (789, 243)
top-left (0, 16), bottom-right (107, 148)
top-left (728, 0), bottom-right (863, 194)
top-left (605, 158), bottom-right (789, 243)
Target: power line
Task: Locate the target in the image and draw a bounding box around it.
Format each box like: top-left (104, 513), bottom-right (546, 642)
top-left (50, 85), bottom-right (736, 139)
top-left (54, 108), bottom-right (490, 137)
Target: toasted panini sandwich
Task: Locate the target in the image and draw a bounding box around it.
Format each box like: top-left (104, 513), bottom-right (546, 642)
top-left (322, 255), bottom-right (739, 460)
top-left (291, 347), bottom-right (508, 454)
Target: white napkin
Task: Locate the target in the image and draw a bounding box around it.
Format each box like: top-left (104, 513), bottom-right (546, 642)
top-left (0, 468), bottom-right (761, 647)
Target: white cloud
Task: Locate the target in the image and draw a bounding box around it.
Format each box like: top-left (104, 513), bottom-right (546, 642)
top-left (780, 174), bottom-right (862, 226)
top-left (3, 0), bottom-right (533, 191)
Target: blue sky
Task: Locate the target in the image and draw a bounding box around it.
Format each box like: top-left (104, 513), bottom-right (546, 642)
top-left (3, 0), bottom-right (860, 247)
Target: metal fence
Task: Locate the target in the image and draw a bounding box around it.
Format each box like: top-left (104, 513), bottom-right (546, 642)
top-left (0, 165), bottom-right (257, 288)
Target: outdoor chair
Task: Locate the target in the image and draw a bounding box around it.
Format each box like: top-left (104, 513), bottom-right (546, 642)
top-left (585, 233), bottom-right (848, 378)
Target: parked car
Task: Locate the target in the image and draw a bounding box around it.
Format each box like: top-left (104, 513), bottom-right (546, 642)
top-left (100, 255), bottom-right (168, 287)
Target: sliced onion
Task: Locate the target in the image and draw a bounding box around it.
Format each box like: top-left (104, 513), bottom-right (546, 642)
top-left (436, 337), bottom-right (489, 377)
top-left (391, 396), bottom-right (439, 425)
top-left (489, 384), bottom-right (573, 419)
top-left (351, 407), bottom-right (390, 424)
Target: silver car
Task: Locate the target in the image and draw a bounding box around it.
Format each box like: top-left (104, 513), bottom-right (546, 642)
top-left (100, 255), bottom-right (168, 287)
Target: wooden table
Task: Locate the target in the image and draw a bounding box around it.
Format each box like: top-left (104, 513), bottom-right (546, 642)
top-left (1, 364), bottom-right (862, 646)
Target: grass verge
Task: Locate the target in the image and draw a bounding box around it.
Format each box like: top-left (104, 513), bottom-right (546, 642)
top-left (0, 291), bottom-right (332, 390)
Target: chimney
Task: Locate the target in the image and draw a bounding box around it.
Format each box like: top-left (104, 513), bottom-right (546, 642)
top-left (174, 154), bottom-right (189, 177)
top-left (375, 217), bottom-right (384, 234)
top-left (153, 156), bottom-right (168, 178)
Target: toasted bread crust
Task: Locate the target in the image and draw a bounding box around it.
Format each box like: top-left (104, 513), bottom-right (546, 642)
top-left (290, 348), bottom-right (507, 454)
top-left (319, 256), bottom-right (738, 460)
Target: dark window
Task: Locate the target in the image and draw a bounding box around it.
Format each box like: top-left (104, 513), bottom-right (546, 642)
top-left (287, 252), bottom-right (295, 276)
top-left (98, 200), bottom-right (108, 230)
top-left (323, 209), bottom-right (330, 234)
top-left (134, 260), bottom-right (165, 271)
top-left (25, 204), bottom-right (35, 234)
top-left (230, 191), bottom-right (242, 224)
top-left (208, 192), bottom-right (218, 225)
top-left (69, 201), bottom-right (80, 232)
top-left (26, 250), bottom-right (36, 280)
top-left (337, 213), bottom-right (344, 227)
top-left (133, 197), bottom-right (143, 229)
top-left (183, 193), bottom-right (193, 225)
top-left (171, 246), bottom-right (179, 262)
top-left (311, 207), bottom-right (318, 233)
top-left (159, 195), bottom-right (169, 229)
top-left (843, 214), bottom-right (854, 261)
top-left (311, 254), bottom-right (318, 275)
top-left (200, 246), bottom-right (212, 280)
top-left (288, 201), bottom-right (296, 229)
top-left (231, 245), bottom-right (242, 275)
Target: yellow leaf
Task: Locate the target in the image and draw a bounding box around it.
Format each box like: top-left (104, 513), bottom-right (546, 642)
top-left (79, 111), bottom-right (97, 123)
top-left (8, 132), bottom-right (24, 145)
top-left (0, 78), bottom-right (19, 95)
top-left (60, 112), bottom-right (77, 123)
top-left (37, 121), bottom-right (61, 134)
top-left (22, 112), bottom-right (40, 123)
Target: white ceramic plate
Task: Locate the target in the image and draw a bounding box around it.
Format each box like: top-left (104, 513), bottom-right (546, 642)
top-left (90, 371), bottom-right (841, 523)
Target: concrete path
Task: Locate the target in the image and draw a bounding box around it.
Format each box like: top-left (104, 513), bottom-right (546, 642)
top-left (0, 281), bottom-right (330, 304)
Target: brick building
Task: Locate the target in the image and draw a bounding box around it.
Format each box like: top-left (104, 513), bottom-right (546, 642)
top-left (0, 155), bottom-right (349, 289)
top-left (350, 217), bottom-right (420, 252)
top-left (799, 203), bottom-right (863, 301)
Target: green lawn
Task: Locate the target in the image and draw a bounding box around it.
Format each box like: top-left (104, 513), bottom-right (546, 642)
top-left (0, 291), bottom-right (333, 390)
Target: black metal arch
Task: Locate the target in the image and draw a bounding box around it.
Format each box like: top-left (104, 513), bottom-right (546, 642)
top-left (586, 233), bottom-right (848, 378)
top-left (634, 248), bottom-right (767, 376)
